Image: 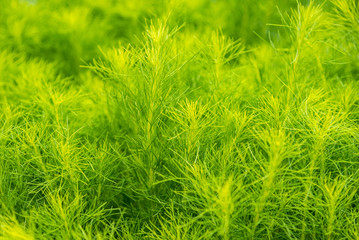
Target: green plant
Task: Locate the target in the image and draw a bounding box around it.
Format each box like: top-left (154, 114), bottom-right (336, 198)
top-left (1, 0), bottom-right (358, 239)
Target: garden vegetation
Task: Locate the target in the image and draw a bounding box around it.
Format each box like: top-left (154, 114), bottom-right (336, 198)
top-left (0, 0), bottom-right (359, 239)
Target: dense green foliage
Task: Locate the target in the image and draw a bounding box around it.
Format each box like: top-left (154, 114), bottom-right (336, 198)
top-left (1, 0), bottom-right (359, 239)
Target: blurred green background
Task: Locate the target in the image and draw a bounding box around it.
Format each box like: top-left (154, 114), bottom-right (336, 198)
top-left (0, 0), bottom-right (305, 76)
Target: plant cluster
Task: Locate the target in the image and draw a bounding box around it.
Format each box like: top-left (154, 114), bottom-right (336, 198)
top-left (0, 0), bottom-right (358, 239)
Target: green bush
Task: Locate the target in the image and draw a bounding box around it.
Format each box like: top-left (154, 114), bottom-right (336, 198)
top-left (0, 0), bottom-right (358, 239)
